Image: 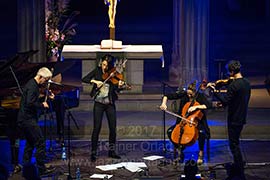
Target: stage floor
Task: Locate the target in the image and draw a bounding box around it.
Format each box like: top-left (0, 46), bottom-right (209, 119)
top-left (2, 139), bottom-right (270, 180)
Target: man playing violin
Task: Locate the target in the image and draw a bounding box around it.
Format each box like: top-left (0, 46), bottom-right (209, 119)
top-left (160, 81), bottom-right (212, 165)
top-left (82, 55), bottom-right (125, 162)
top-left (17, 67), bottom-right (55, 177)
top-left (207, 60), bottom-right (250, 180)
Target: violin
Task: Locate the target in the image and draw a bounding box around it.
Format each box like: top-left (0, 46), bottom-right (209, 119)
top-left (40, 79), bottom-right (63, 97)
top-left (102, 67), bottom-right (124, 85)
top-left (102, 58), bottom-right (126, 84)
top-left (39, 74), bottom-right (62, 101)
top-left (94, 59), bottom-right (131, 97)
top-left (39, 82), bottom-right (57, 101)
top-left (214, 77), bottom-right (234, 89)
top-left (102, 68), bottom-right (131, 90)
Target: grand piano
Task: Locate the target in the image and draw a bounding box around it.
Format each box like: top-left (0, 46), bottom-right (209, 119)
top-left (0, 50), bottom-right (80, 166)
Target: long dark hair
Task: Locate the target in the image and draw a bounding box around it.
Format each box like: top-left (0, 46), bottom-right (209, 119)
top-left (101, 54), bottom-right (115, 70)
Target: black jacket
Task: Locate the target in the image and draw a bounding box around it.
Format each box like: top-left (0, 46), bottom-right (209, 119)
top-left (214, 78), bottom-right (251, 125)
top-left (17, 78), bottom-right (43, 125)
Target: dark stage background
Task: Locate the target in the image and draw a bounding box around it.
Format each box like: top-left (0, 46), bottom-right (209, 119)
top-left (0, 0), bottom-right (270, 82)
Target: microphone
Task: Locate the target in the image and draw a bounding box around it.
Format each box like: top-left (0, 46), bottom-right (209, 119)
top-left (48, 79), bottom-right (63, 86)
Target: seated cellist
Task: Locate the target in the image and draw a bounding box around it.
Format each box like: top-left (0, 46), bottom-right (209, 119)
top-left (159, 81), bottom-right (212, 165)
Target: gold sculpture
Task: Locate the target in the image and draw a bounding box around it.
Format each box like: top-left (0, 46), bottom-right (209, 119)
top-left (105, 0), bottom-right (118, 28)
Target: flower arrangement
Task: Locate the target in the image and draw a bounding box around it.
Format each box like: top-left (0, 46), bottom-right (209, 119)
top-left (45, 0), bottom-right (79, 61)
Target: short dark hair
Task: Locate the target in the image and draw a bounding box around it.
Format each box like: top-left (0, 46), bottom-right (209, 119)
top-left (226, 60), bottom-right (241, 74)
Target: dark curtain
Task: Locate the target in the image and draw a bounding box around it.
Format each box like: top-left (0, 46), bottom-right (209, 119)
top-left (170, 0), bottom-right (209, 87)
top-left (17, 0), bottom-right (45, 63)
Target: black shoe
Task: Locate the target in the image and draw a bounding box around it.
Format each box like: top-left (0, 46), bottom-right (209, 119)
top-left (91, 154), bottom-right (97, 162)
top-left (13, 164), bottom-right (22, 174)
top-left (108, 151), bottom-right (121, 159)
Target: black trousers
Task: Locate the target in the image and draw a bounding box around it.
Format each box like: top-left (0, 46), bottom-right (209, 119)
top-left (228, 124), bottom-right (245, 177)
top-left (197, 119), bottom-right (210, 151)
top-left (91, 102), bottom-right (117, 154)
top-left (19, 121), bottom-right (46, 173)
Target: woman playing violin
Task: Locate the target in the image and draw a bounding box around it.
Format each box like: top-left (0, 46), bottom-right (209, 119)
top-left (82, 55), bottom-right (125, 162)
top-left (160, 81), bottom-right (212, 165)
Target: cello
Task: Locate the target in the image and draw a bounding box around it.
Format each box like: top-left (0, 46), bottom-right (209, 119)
top-left (169, 84), bottom-right (204, 147)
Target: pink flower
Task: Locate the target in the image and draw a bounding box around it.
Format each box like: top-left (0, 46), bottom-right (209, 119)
top-left (45, 0), bottom-right (78, 59)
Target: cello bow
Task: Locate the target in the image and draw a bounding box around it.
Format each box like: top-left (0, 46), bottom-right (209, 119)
top-left (162, 109), bottom-right (197, 126)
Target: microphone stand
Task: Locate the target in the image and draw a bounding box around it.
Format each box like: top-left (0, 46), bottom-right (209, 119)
top-left (47, 100), bottom-right (56, 152)
top-left (159, 56), bottom-right (178, 165)
top-left (66, 106), bottom-right (72, 180)
top-left (160, 56), bottom-right (167, 154)
top-left (162, 82), bottom-right (167, 153)
top-left (43, 69), bottom-right (54, 146)
top-left (42, 99), bottom-right (59, 162)
top-left (60, 94), bottom-right (79, 180)
top-left (161, 82), bottom-right (176, 154)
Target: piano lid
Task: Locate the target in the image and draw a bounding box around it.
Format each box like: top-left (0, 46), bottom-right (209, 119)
top-left (0, 50), bottom-right (41, 89)
top-left (0, 50), bottom-right (76, 91)
top-left (0, 50), bottom-right (38, 75)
